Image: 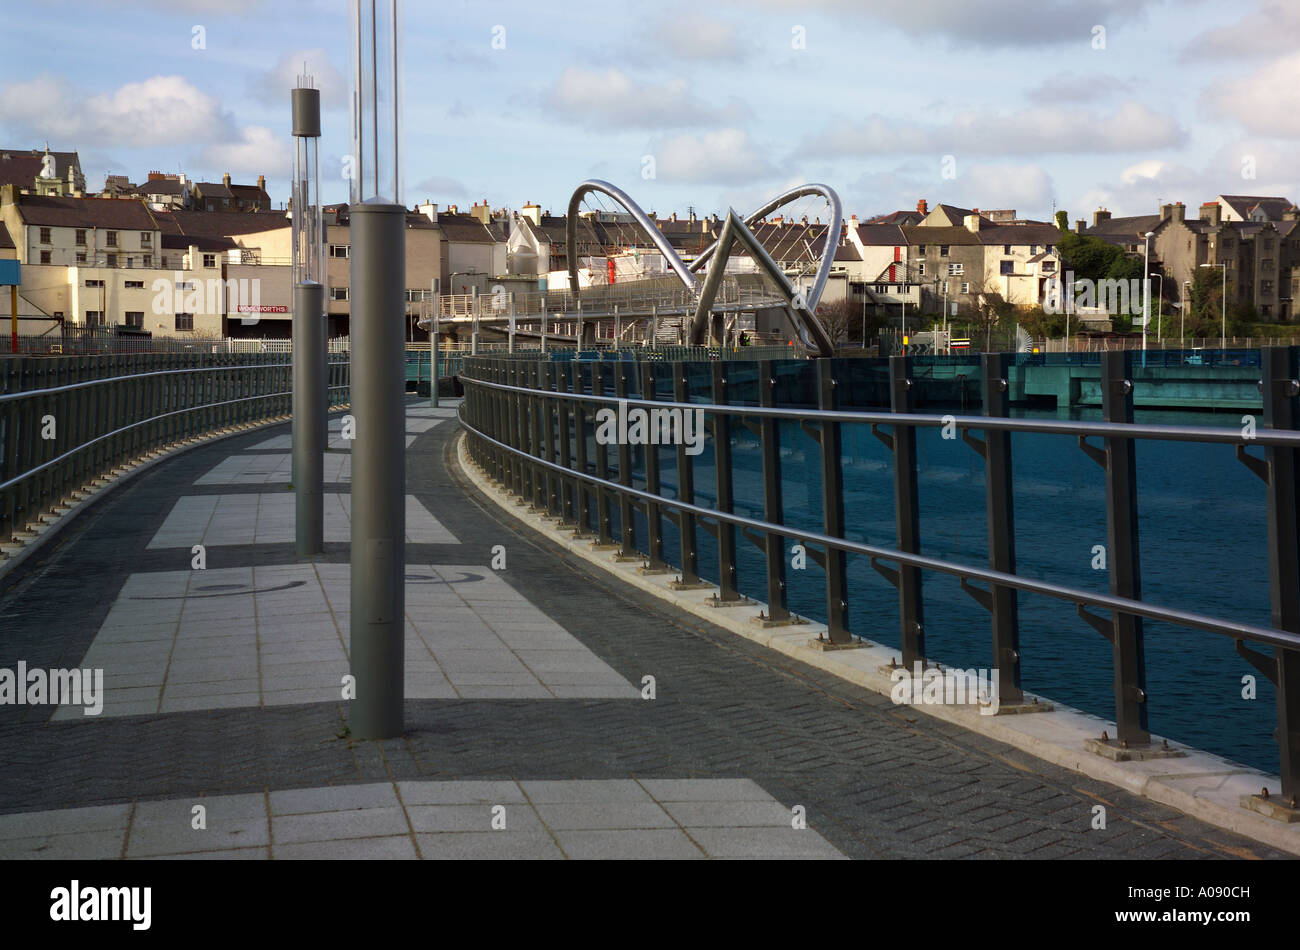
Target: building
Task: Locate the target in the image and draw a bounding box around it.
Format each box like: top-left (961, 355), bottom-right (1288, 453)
top-left (190, 173), bottom-right (271, 212)
top-left (0, 146), bottom-right (86, 197)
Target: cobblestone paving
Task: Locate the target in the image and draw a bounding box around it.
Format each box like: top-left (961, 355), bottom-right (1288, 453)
top-left (0, 399), bottom-right (1289, 859)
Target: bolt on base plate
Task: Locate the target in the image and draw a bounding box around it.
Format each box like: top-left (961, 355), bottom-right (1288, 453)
top-left (1240, 792), bottom-right (1300, 823)
top-left (1083, 737), bottom-right (1187, 761)
top-left (805, 634), bottom-right (863, 650)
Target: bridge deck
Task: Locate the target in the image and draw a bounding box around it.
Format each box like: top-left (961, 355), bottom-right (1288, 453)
top-left (0, 403), bottom-right (1286, 859)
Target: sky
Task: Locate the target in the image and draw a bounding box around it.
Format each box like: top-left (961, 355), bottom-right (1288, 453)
top-left (2, 0), bottom-right (1298, 224)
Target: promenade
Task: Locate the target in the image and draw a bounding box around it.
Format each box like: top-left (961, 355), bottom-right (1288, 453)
top-left (0, 398), bottom-right (1288, 859)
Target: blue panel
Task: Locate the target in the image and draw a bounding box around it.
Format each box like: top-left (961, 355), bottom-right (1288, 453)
top-left (0, 259), bottom-right (19, 286)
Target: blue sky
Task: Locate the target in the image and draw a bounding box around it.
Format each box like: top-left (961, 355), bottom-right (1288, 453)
top-left (2, 0), bottom-right (1298, 223)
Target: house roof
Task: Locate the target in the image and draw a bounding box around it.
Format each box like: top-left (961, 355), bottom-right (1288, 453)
top-left (864, 210), bottom-right (925, 226)
top-left (855, 224), bottom-right (907, 245)
top-left (14, 195), bottom-right (158, 230)
top-left (1218, 195), bottom-right (1294, 221)
top-left (978, 223), bottom-right (1061, 246)
top-left (135, 178), bottom-right (189, 197)
top-left (901, 225), bottom-right (983, 246)
top-left (191, 181), bottom-right (233, 200)
top-left (151, 209), bottom-right (289, 239)
top-left (437, 212), bottom-right (497, 244)
top-left (0, 222), bottom-right (13, 249)
top-left (0, 148), bottom-right (81, 189)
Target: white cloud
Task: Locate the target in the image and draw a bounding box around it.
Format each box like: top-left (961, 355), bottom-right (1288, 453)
top-left (654, 129), bottom-right (780, 184)
top-left (1182, 2), bottom-right (1300, 60)
top-left (544, 67), bottom-right (748, 129)
top-left (1203, 51), bottom-right (1300, 137)
top-left (736, 0), bottom-right (1172, 48)
top-left (196, 126), bottom-right (291, 179)
top-left (0, 75), bottom-right (233, 147)
top-left (802, 101), bottom-right (1185, 157)
top-left (253, 48), bottom-right (348, 111)
top-left (650, 12), bottom-right (751, 61)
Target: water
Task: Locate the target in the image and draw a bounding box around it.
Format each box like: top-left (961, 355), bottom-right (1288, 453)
top-left (607, 360), bottom-right (1280, 776)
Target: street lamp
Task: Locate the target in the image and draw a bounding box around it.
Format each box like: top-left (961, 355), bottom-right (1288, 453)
top-left (349, 0), bottom-right (406, 740)
top-left (1152, 273), bottom-right (1163, 344)
top-left (1199, 262), bottom-right (1227, 350)
top-left (1181, 279), bottom-right (1190, 347)
top-left (1142, 231), bottom-right (1154, 364)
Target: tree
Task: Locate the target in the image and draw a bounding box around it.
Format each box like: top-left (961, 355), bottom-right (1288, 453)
top-left (815, 297), bottom-right (883, 346)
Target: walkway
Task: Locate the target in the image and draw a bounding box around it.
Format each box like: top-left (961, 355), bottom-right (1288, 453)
top-left (0, 399), bottom-right (1287, 859)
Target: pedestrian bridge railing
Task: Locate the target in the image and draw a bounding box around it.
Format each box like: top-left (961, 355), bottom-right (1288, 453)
top-left (1, 353), bottom-right (350, 544)
top-left (458, 348), bottom-right (1300, 802)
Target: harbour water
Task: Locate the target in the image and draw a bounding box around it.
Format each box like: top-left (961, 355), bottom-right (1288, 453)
top-left (620, 359), bottom-right (1279, 775)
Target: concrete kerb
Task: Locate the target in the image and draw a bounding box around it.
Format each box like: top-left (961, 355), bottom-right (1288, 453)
top-left (453, 430), bottom-right (1300, 857)
top-left (0, 404), bottom-right (351, 587)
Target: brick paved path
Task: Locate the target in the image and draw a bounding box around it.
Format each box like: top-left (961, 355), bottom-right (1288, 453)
top-left (0, 400), bottom-right (1286, 858)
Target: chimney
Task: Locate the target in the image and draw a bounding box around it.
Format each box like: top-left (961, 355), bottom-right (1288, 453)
top-left (917, 199), bottom-right (928, 215)
top-left (222, 172), bottom-right (231, 188)
top-left (1159, 203), bottom-right (1174, 221)
top-left (471, 202), bottom-right (490, 224)
top-left (689, 210), bottom-right (696, 224)
top-left (1172, 202), bottom-right (1185, 222)
top-left (964, 214), bottom-right (982, 233)
top-left (521, 202), bottom-right (540, 226)
top-left (418, 200), bottom-right (438, 222)
top-left (1074, 219), bottom-right (1086, 233)
top-left (257, 175), bottom-right (265, 192)
top-left (1200, 202), bottom-right (1222, 227)
top-left (1093, 208), bottom-right (1111, 227)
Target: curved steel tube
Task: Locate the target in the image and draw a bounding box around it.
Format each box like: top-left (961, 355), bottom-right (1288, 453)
top-left (565, 180), bottom-right (697, 295)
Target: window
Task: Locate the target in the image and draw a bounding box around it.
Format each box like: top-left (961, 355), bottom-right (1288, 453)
top-left (330, 287), bottom-right (350, 301)
top-left (916, 246), bottom-right (926, 258)
top-left (85, 311), bottom-right (104, 326)
top-left (875, 284), bottom-right (887, 294)
top-left (947, 262), bottom-right (963, 275)
top-left (142, 254), bottom-right (152, 267)
top-left (1042, 260), bottom-right (1056, 272)
top-left (1263, 259), bottom-right (1275, 271)
top-left (106, 231), bottom-right (118, 247)
top-left (1004, 244), bottom-right (1012, 255)
top-left (75, 252), bottom-right (86, 264)
top-left (939, 245), bottom-right (949, 257)
top-left (1000, 260), bottom-right (1014, 275)
top-left (107, 254), bottom-right (117, 267)
top-left (175, 312), bottom-right (194, 331)
top-left (1264, 238), bottom-right (1274, 251)
top-left (40, 250), bottom-right (51, 264)
top-left (124, 311), bottom-right (144, 328)
top-left (917, 263), bottom-right (925, 276)
top-left (961, 282), bottom-right (970, 294)
top-left (85, 279), bottom-right (104, 288)
top-left (1262, 280), bottom-right (1274, 295)
top-left (203, 253), bottom-right (217, 268)
top-left (75, 229), bottom-right (86, 246)
top-left (941, 281), bottom-right (949, 294)
top-left (39, 227), bottom-right (51, 244)
top-left (329, 245), bottom-right (350, 258)
top-left (125, 280), bottom-right (145, 289)
top-left (140, 232), bottom-right (152, 246)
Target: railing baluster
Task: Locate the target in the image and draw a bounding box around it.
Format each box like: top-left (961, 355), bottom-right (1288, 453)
top-left (890, 355), bottom-right (926, 667)
top-left (982, 353), bottom-right (1023, 704)
top-left (816, 358), bottom-right (850, 643)
top-left (613, 361), bottom-right (637, 558)
top-left (757, 358), bottom-right (789, 621)
top-left (640, 362), bottom-right (667, 570)
top-left (706, 361), bottom-right (737, 598)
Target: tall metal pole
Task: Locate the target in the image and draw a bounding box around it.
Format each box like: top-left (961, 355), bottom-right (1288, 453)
top-left (349, 0), bottom-right (405, 739)
top-left (291, 81), bottom-right (325, 556)
top-left (1142, 231), bottom-right (1152, 366)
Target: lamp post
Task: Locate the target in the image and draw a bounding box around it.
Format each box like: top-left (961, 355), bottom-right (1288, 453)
top-left (1153, 274), bottom-right (1163, 344)
top-left (349, 0), bottom-right (405, 740)
top-left (1181, 279), bottom-right (1189, 345)
top-left (291, 76), bottom-right (325, 556)
top-left (1142, 231), bottom-right (1154, 365)
top-left (1199, 262), bottom-right (1227, 350)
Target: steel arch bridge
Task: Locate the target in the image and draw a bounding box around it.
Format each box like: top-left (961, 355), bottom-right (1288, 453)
top-left (421, 179), bottom-right (844, 357)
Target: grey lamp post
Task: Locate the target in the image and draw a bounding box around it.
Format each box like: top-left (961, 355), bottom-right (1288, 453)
top-left (1142, 231), bottom-right (1153, 366)
top-left (349, 0), bottom-right (405, 739)
top-left (291, 78), bottom-right (325, 556)
top-left (1200, 262), bottom-right (1227, 350)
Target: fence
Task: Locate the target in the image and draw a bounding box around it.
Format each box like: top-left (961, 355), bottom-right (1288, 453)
top-left (1, 353), bottom-right (350, 544)
top-left (458, 348), bottom-right (1300, 800)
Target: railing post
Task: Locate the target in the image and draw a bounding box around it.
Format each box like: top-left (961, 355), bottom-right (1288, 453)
top-left (592, 362), bottom-right (614, 546)
top-left (1261, 345), bottom-right (1300, 801)
top-left (890, 355), bottom-right (926, 667)
top-left (528, 362), bottom-right (544, 509)
top-left (613, 360), bottom-right (637, 557)
top-left (543, 362), bottom-right (561, 516)
top-left (706, 361), bottom-right (736, 597)
top-left (757, 359), bottom-right (790, 621)
top-left (982, 353), bottom-right (1023, 703)
top-left (639, 362), bottom-right (667, 570)
top-left (816, 358), bottom-right (850, 642)
top-left (567, 362), bottom-right (586, 529)
top-left (1100, 349), bottom-right (1149, 745)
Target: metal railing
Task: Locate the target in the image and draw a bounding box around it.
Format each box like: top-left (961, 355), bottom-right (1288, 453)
top-left (458, 348), bottom-right (1300, 800)
top-left (1, 353), bottom-right (351, 542)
